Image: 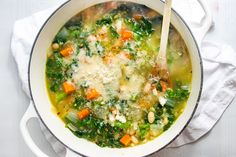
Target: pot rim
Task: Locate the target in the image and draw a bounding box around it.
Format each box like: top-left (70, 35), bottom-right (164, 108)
top-left (28, 1), bottom-right (203, 156)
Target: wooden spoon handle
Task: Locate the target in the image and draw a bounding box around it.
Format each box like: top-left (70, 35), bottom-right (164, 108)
top-left (159, 0), bottom-right (173, 59)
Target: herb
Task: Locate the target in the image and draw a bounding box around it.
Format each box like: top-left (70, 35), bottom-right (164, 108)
top-left (119, 100), bottom-right (128, 112)
top-left (65, 58), bottom-right (78, 79)
top-left (80, 81), bottom-right (89, 89)
top-left (130, 94), bottom-right (139, 102)
top-left (73, 96), bottom-right (87, 109)
top-left (78, 39), bottom-right (92, 57)
top-left (156, 81), bottom-right (162, 91)
top-left (96, 16), bottom-right (113, 26)
top-left (107, 97), bottom-right (119, 107)
top-left (123, 42), bottom-right (134, 52)
top-left (109, 26), bottom-right (119, 38)
top-left (95, 41), bottom-right (105, 56)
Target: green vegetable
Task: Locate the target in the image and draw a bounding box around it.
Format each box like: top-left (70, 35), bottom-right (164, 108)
top-left (165, 83), bottom-right (190, 107)
top-left (77, 39), bottom-right (92, 57)
top-left (114, 121), bottom-right (131, 129)
top-left (109, 26), bottom-right (119, 38)
top-left (96, 16), bottom-right (113, 26)
top-left (46, 53), bottom-right (65, 92)
top-left (54, 27), bottom-right (69, 43)
top-left (56, 92), bottom-right (67, 102)
top-left (130, 94), bottom-right (139, 102)
top-left (163, 110), bottom-right (175, 131)
top-left (73, 96), bottom-right (87, 109)
top-left (64, 58), bottom-right (78, 79)
top-left (154, 104), bottom-right (163, 121)
top-left (156, 81), bottom-right (162, 91)
top-left (139, 123), bottom-right (150, 139)
top-left (65, 114), bottom-right (123, 148)
top-left (95, 41), bottom-right (105, 56)
top-left (80, 81), bottom-right (89, 89)
top-left (123, 42), bottom-right (134, 52)
top-left (126, 16), bottom-right (154, 40)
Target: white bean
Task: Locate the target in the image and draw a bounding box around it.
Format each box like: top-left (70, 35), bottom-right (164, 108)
top-left (148, 111), bottom-right (155, 123)
top-left (163, 116), bottom-right (168, 125)
top-left (131, 136), bottom-right (139, 144)
top-left (52, 43), bottom-right (59, 50)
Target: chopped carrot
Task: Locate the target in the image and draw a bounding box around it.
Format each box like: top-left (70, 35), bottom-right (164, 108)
top-left (120, 134), bottom-right (131, 146)
top-left (121, 29), bottom-right (133, 41)
top-left (77, 108), bottom-right (90, 120)
top-left (103, 53), bottom-right (114, 64)
top-left (160, 81), bottom-right (168, 92)
top-left (63, 81), bottom-right (76, 94)
top-left (86, 88), bottom-right (100, 100)
top-left (120, 51), bottom-right (131, 59)
top-left (60, 46), bottom-right (74, 57)
top-left (133, 14), bottom-right (143, 20)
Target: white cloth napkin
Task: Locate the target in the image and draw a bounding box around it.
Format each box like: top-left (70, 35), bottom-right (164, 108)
top-left (11, 0), bottom-right (236, 156)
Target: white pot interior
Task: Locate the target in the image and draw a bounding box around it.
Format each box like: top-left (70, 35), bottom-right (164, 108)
top-left (29, 0), bottom-right (202, 156)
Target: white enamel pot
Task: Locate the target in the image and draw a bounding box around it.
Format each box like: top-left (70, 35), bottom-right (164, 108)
top-left (21, 0), bottom-right (212, 156)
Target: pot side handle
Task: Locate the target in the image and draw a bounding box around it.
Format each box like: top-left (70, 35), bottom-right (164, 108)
top-left (20, 103), bottom-right (50, 157)
top-left (191, 0), bottom-right (213, 45)
top-left (20, 103), bottom-right (81, 157)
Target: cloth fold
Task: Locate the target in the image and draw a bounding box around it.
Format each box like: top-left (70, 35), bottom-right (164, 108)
top-left (11, 0), bottom-right (236, 156)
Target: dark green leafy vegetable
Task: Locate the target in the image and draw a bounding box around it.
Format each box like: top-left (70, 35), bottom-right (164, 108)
top-left (165, 84), bottom-right (190, 107)
top-left (54, 27), bottom-right (69, 43)
top-left (156, 81), bottom-right (162, 91)
top-left (126, 16), bottom-right (154, 40)
top-left (96, 16), bottom-right (113, 26)
top-left (109, 26), bottom-right (119, 38)
top-left (64, 58), bottom-right (78, 79)
top-left (46, 53), bottom-right (65, 92)
top-left (65, 114), bottom-right (123, 147)
top-left (163, 108), bottom-right (175, 131)
top-left (139, 123), bottom-right (150, 139)
top-left (80, 81), bottom-right (89, 89)
top-left (73, 96), bottom-right (87, 109)
top-left (114, 121), bottom-right (131, 129)
top-left (95, 41), bottom-right (105, 56)
top-left (78, 39), bottom-right (92, 57)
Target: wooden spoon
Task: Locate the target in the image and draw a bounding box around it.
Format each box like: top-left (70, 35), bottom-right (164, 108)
top-left (156, 0), bottom-right (173, 81)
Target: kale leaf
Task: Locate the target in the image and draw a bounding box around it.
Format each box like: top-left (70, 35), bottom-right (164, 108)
top-left (96, 16), bottom-right (113, 26)
top-left (126, 16), bottom-right (154, 40)
top-left (46, 53), bottom-right (65, 92)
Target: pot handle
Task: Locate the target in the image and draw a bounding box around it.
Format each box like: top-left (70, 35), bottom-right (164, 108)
top-left (20, 103), bottom-right (50, 157)
top-left (20, 103), bottom-right (81, 157)
top-left (191, 0), bottom-right (213, 45)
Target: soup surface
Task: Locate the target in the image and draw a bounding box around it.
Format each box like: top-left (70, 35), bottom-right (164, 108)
top-left (46, 2), bottom-right (192, 148)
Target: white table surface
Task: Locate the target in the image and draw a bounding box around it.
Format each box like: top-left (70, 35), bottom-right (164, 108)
top-left (0, 0), bottom-right (236, 157)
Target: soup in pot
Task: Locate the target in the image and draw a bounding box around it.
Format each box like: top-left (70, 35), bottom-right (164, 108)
top-left (46, 2), bottom-right (192, 148)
